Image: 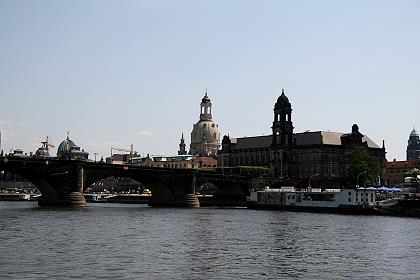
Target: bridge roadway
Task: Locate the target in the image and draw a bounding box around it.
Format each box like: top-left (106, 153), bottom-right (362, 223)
top-left (0, 156), bottom-right (253, 207)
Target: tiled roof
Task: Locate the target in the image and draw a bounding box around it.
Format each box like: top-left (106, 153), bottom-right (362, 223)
top-left (230, 135), bottom-right (272, 150)
top-left (196, 157), bottom-right (218, 165)
top-left (385, 160), bottom-right (414, 169)
top-left (295, 131), bottom-right (380, 148)
top-left (228, 131), bottom-right (381, 150)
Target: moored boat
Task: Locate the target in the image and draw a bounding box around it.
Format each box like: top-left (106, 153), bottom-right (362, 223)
top-left (247, 187), bottom-right (377, 215)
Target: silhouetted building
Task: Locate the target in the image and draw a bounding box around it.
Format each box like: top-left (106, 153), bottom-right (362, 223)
top-left (407, 128), bottom-right (420, 160)
top-left (219, 89), bottom-right (386, 187)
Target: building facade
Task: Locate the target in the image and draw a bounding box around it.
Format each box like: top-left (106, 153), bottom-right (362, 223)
top-left (407, 128), bottom-right (420, 160)
top-left (384, 159), bottom-right (420, 186)
top-left (189, 91), bottom-right (220, 156)
top-left (219, 89), bottom-right (386, 187)
top-left (130, 155), bottom-right (198, 169)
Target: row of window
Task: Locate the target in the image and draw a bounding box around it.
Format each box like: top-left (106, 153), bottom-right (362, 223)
top-left (292, 153), bottom-right (343, 162)
top-left (295, 165), bottom-right (342, 176)
top-left (141, 163), bottom-right (190, 169)
top-left (230, 154), bottom-right (269, 166)
top-left (227, 152), bottom-right (344, 165)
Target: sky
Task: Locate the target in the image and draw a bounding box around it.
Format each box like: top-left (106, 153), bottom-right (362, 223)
top-left (0, 0), bottom-right (419, 161)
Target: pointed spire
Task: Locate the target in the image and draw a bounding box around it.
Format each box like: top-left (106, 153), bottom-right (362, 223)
top-left (178, 132), bottom-right (187, 155)
top-left (282, 88), bottom-right (285, 95)
top-left (66, 130), bottom-right (70, 140)
top-left (203, 88), bottom-right (209, 100)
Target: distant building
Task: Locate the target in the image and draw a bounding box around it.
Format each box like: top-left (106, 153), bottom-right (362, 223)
top-left (384, 159), bottom-right (420, 186)
top-left (106, 152), bottom-right (141, 164)
top-left (130, 154), bottom-right (199, 169)
top-left (407, 128), bottom-right (420, 160)
top-left (189, 91), bottom-right (220, 156)
top-left (196, 156), bottom-right (218, 168)
top-left (219, 89), bottom-right (386, 187)
top-left (129, 155), bottom-right (217, 169)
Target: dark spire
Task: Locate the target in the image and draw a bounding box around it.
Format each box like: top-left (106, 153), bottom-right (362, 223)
top-left (178, 132), bottom-right (187, 155)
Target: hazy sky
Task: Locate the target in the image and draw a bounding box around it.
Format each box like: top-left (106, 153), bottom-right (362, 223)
top-left (0, 0), bottom-right (419, 161)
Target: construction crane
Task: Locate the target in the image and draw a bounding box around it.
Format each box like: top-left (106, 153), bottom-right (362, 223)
top-left (110, 144), bottom-right (136, 164)
top-left (111, 144), bottom-right (134, 155)
top-left (41, 136), bottom-right (55, 152)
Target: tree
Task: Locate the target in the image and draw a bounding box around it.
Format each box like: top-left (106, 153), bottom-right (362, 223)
top-left (344, 146), bottom-right (381, 187)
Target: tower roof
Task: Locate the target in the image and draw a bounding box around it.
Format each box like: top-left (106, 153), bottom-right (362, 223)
top-left (275, 89), bottom-right (291, 109)
top-left (410, 128), bottom-right (419, 137)
top-left (201, 91), bottom-right (211, 103)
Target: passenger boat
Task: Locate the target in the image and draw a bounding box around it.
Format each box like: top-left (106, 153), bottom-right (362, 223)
top-left (247, 187), bottom-right (377, 215)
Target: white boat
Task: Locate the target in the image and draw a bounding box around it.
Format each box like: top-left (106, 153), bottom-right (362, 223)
top-left (247, 187), bottom-right (377, 214)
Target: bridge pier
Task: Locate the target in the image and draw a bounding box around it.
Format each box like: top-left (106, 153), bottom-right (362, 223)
top-left (183, 174), bottom-right (199, 208)
top-left (62, 165), bottom-right (86, 206)
top-left (38, 165), bottom-right (86, 207)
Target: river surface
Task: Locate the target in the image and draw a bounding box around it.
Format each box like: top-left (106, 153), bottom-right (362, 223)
top-left (1, 201), bottom-right (420, 280)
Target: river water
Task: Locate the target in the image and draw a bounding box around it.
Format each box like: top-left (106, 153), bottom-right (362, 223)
top-left (1, 201), bottom-right (420, 280)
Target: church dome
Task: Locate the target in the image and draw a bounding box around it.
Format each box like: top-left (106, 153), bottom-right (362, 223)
top-left (57, 137), bottom-right (78, 157)
top-left (56, 135), bottom-right (88, 160)
top-left (189, 91), bottom-right (220, 156)
top-left (35, 147), bottom-right (50, 158)
top-left (190, 120), bottom-right (220, 155)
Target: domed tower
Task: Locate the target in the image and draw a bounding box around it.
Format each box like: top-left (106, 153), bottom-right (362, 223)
top-left (272, 89), bottom-right (294, 146)
top-left (270, 89), bottom-right (294, 178)
top-left (189, 90), bottom-right (221, 156)
top-left (407, 127), bottom-right (420, 160)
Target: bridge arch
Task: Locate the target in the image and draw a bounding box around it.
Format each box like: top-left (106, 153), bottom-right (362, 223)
top-left (85, 175), bottom-right (175, 206)
top-left (83, 163), bottom-right (198, 207)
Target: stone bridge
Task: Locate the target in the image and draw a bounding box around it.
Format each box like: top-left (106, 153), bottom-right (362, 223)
top-left (0, 156), bottom-right (253, 207)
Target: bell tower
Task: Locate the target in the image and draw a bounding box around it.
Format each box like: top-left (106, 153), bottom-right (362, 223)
top-left (272, 89), bottom-right (294, 147)
top-left (200, 89), bottom-right (212, 121)
top-left (270, 89), bottom-right (294, 178)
